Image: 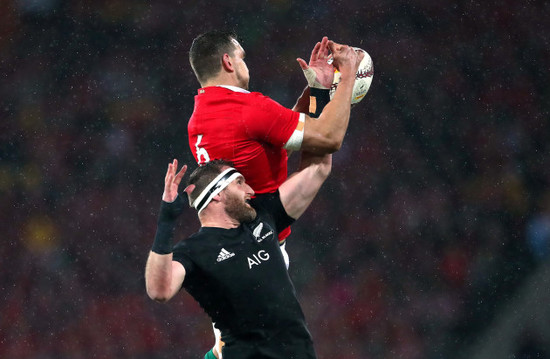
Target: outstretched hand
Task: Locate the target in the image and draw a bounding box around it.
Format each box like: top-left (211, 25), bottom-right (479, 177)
top-left (297, 36), bottom-right (334, 89)
top-left (328, 41), bottom-right (364, 78)
top-left (162, 159), bottom-right (187, 203)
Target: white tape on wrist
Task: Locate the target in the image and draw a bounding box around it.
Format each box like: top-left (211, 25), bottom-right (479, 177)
top-left (302, 67), bottom-right (328, 89)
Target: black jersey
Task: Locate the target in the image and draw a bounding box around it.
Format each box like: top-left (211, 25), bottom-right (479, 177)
top-left (172, 192), bottom-right (316, 359)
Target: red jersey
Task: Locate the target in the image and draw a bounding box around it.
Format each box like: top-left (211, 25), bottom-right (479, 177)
top-left (188, 86), bottom-right (300, 194)
top-left (188, 86), bottom-right (300, 241)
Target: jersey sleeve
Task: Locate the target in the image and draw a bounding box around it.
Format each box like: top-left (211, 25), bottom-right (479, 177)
top-left (251, 191), bottom-right (295, 232)
top-left (241, 93), bottom-right (301, 147)
top-left (172, 241), bottom-right (196, 274)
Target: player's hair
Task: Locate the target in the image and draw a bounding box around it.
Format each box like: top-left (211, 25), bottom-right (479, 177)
top-left (187, 159), bottom-right (235, 206)
top-left (189, 30), bottom-right (239, 85)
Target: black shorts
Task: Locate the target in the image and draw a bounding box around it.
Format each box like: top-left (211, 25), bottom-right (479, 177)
top-left (222, 329), bottom-right (316, 359)
top-left (222, 338), bottom-right (316, 359)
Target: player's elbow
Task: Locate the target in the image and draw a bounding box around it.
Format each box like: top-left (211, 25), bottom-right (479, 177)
top-left (303, 120), bottom-right (344, 154)
top-left (148, 292), bottom-right (171, 303)
top-left (146, 286), bottom-right (172, 303)
top-left (304, 137), bottom-right (342, 155)
top-left (326, 139), bottom-right (342, 153)
top-left (319, 137), bottom-right (342, 154)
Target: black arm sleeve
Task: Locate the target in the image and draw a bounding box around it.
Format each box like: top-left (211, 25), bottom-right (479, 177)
top-left (251, 191), bottom-right (295, 232)
top-left (151, 195), bottom-right (185, 254)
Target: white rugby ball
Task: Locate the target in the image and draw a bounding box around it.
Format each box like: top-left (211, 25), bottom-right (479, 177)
top-left (329, 47), bottom-right (373, 104)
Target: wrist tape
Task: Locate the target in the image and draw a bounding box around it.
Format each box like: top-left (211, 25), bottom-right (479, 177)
top-left (309, 88), bottom-right (330, 118)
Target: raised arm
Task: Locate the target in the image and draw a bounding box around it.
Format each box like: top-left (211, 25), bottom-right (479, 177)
top-left (289, 40), bottom-right (364, 155)
top-left (293, 37), bottom-right (334, 113)
top-left (279, 152), bottom-right (332, 219)
top-left (145, 252), bottom-right (186, 302)
top-left (301, 41), bottom-right (363, 154)
top-left (145, 159), bottom-right (187, 302)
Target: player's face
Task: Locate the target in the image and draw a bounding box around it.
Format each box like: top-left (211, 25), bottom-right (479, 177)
top-left (230, 40), bottom-right (250, 90)
top-left (223, 175), bottom-right (256, 223)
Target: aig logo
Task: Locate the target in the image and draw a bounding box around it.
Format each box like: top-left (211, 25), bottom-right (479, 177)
top-left (247, 250), bottom-right (270, 269)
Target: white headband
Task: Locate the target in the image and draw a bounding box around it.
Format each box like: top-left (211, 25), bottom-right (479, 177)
top-left (192, 167), bottom-right (242, 213)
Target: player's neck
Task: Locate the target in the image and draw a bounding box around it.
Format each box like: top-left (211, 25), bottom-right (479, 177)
top-left (202, 73), bottom-right (241, 89)
top-left (199, 210), bottom-right (240, 229)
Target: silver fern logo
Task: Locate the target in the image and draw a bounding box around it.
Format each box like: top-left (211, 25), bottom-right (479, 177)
top-left (253, 223), bottom-right (263, 241)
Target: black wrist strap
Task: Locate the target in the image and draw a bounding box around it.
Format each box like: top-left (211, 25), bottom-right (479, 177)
top-left (309, 88), bottom-right (330, 118)
top-left (152, 221), bottom-right (176, 254)
top-left (151, 195), bottom-right (185, 254)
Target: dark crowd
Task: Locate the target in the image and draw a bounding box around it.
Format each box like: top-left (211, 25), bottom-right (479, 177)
top-left (1, 0), bottom-right (549, 358)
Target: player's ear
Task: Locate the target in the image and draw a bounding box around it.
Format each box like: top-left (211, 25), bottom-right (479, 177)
top-left (222, 53), bottom-right (234, 72)
top-left (184, 185), bottom-right (195, 206)
top-left (183, 184), bottom-right (195, 194)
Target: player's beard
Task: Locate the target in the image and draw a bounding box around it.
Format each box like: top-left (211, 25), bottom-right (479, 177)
top-left (224, 192), bottom-right (256, 223)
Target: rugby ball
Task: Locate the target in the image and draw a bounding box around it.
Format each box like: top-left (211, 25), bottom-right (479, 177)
top-left (329, 48), bottom-right (373, 105)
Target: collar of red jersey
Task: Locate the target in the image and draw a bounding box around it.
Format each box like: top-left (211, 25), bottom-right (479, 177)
top-left (216, 85), bottom-right (250, 93)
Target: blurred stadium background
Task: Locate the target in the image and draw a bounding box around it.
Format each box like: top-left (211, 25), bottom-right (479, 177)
top-left (1, 0), bottom-right (549, 358)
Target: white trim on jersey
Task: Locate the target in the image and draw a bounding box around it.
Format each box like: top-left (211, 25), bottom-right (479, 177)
top-left (280, 242), bottom-right (290, 270)
top-left (216, 85), bottom-right (250, 93)
top-left (283, 113), bottom-right (305, 151)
